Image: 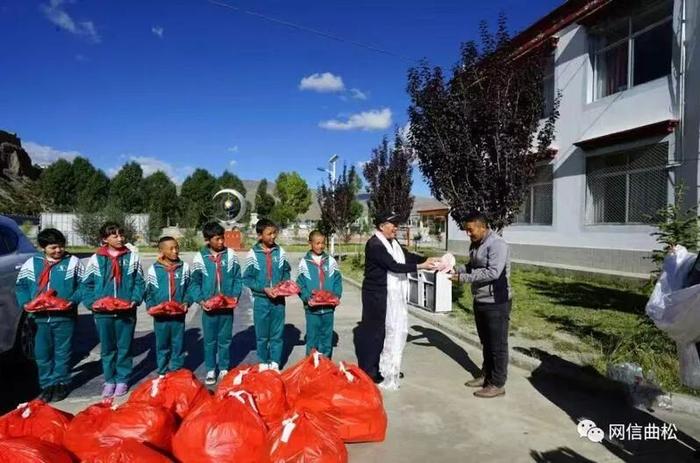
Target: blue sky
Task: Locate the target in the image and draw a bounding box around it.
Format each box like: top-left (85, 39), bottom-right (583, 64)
top-left (1, 0), bottom-right (562, 196)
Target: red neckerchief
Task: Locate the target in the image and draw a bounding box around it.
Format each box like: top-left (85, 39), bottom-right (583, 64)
top-left (207, 251), bottom-right (224, 292)
top-left (36, 258), bottom-right (60, 295)
top-left (261, 246), bottom-right (274, 284)
top-left (159, 259), bottom-right (182, 300)
top-left (308, 254), bottom-right (326, 290)
top-left (96, 246), bottom-right (129, 288)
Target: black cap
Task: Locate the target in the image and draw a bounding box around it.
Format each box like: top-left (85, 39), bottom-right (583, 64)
top-left (374, 211), bottom-right (400, 227)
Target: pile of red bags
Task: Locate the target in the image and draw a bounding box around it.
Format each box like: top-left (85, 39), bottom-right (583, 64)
top-left (281, 351), bottom-right (338, 404)
top-left (273, 280), bottom-right (301, 297)
top-left (216, 365), bottom-right (288, 428)
top-left (173, 390), bottom-right (269, 463)
top-left (64, 401), bottom-right (176, 460)
top-left (92, 296), bottom-right (133, 312)
top-left (82, 438), bottom-right (174, 463)
top-left (0, 437), bottom-right (74, 463)
top-left (23, 290), bottom-right (72, 313)
top-left (268, 409), bottom-right (348, 463)
top-left (202, 294), bottom-right (238, 311)
top-left (308, 290), bottom-right (340, 308)
top-left (0, 400), bottom-right (73, 445)
top-left (128, 370), bottom-right (211, 421)
top-left (147, 301), bottom-right (188, 317)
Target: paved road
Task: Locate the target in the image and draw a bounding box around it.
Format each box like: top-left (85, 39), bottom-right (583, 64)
top-left (2, 252), bottom-right (700, 462)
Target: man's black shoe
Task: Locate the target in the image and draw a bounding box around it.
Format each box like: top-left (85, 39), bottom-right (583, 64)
top-left (399, 372), bottom-right (404, 379)
top-left (371, 374), bottom-right (385, 384)
top-left (52, 383), bottom-right (70, 402)
top-left (38, 386), bottom-right (54, 403)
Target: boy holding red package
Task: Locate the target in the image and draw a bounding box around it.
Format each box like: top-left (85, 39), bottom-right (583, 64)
top-left (81, 222), bottom-right (145, 398)
top-left (145, 236), bottom-right (195, 375)
top-left (296, 230), bottom-right (342, 358)
top-left (191, 222), bottom-right (243, 385)
top-left (15, 228), bottom-right (82, 403)
top-left (243, 218), bottom-right (291, 371)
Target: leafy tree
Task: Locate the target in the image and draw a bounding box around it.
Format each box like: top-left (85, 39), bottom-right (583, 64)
top-left (38, 159), bottom-right (77, 211)
top-left (318, 164), bottom-right (364, 243)
top-left (77, 169), bottom-right (110, 213)
top-left (255, 179), bottom-right (276, 217)
top-left (143, 171), bottom-right (178, 240)
top-left (75, 205), bottom-right (137, 246)
top-left (407, 15), bottom-right (559, 231)
top-left (273, 172), bottom-right (311, 227)
top-left (109, 162), bottom-right (145, 213)
top-left (180, 168), bottom-right (218, 228)
top-left (362, 131), bottom-right (414, 224)
top-left (650, 184), bottom-right (699, 274)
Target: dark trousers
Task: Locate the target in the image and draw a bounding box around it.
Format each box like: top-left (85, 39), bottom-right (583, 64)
top-left (474, 300), bottom-right (511, 388)
top-left (357, 287), bottom-right (386, 378)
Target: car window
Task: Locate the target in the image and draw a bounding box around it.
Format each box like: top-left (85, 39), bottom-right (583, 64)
top-left (0, 225), bottom-right (19, 256)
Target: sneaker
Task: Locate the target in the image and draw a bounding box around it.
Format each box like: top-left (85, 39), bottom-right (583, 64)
top-left (465, 376), bottom-right (486, 388)
top-left (269, 362), bottom-right (280, 372)
top-left (114, 383), bottom-right (129, 397)
top-left (205, 370), bottom-right (216, 386)
top-left (39, 386), bottom-right (54, 403)
top-left (52, 383), bottom-right (70, 402)
top-left (473, 385), bottom-right (505, 398)
top-left (258, 363), bottom-right (270, 371)
top-left (102, 383), bottom-right (116, 399)
top-left (218, 369), bottom-right (228, 381)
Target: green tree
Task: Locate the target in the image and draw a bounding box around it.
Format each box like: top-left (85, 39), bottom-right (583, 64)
top-left (650, 184), bottom-right (699, 274)
top-left (75, 205), bottom-right (137, 246)
top-left (180, 168), bottom-right (218, 227)
top-left (77, 169), bottom-right (110, 213)
top-left (255, 179), bottom-right (276, 217)
top-left (143, 171), bottom-right (178, 240)
top-left (109, 162), bottom-right (145, 213)
top-left (273, 171), bottom-right (311, 228)
top-left (38, 159), bottom-right (77, 211)
top-left (318, 164), bottom-right (364, 243)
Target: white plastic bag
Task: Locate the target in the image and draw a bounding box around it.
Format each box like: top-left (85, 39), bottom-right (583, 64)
top-left (678, 342), bottom-right (700, 389)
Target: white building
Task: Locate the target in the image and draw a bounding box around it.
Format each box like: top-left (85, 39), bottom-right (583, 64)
top-left (447, 0), bottom-right (700, 277)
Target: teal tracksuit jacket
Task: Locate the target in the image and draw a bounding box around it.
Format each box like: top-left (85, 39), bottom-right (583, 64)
top-left (81, 246), bottom-right (145, 384)
top-left (145, 260), bottom-right (194, 375)
top-left (190, 247), bottom-right (243, 371)
top-left (296, 251), bottom-right (343, 358)
top-left (15, 253), bottom-right (82, 388)
top-left (242, 242), bottom-right (291, 365)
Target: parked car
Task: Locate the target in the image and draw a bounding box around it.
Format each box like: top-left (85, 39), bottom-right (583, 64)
top-left (0, 216), bottom-right (36, 361)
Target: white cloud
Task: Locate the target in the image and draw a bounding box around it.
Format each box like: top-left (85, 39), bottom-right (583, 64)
top-left (229, 160), bottom-right (237, 167)
top-left (151, 26), bottom-right (164, 38)
top-left (24, 141), bottom-right (81, 166)
top-left (74, 54), bottom-right (87, 62)
top-left (227, 146), bottom-right (239, 153)
top-left (319, 108), bottom-right (392, 131)
top-left (350, 88), bottom-right (368, 100)
top-left (109, 156), bottom-right (193, 184)
top-left (40, 0), bottom-right (101, 44)
top-left (299, 72), bottom-right (345, 93)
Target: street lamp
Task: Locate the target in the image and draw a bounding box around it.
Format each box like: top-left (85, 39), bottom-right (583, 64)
top-left (317, 154), bottom-right (339, 256)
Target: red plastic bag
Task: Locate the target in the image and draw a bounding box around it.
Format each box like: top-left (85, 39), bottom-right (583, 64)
top-left (294, 362), bottom-right (387, 443)
top-left (273, 280), bottom-right (301, 297)
top-left (24, 290), bottom-right (72, 313)
top-left (282, 351), bottom-right (338, 405)
top-left (83, 438), bottom-right (174, 463)
top-left (173, 390), bottom-right (270, 463)
top-left (147, 301), bottom-right (188, 317)
top-left (93, 296), bottom-right (133, 312)
top-left (0, 400), bottom-right (73, 445)
top-left (216, 365), bottom-right (288, 428)
top-left (202, 294), bottom-right (238, 311)
top-left (0, 437), bottom-right (74, 463)
top-left (128, 370), bottom-right (211, 421)
top-left (268, 410), bottom-right (347, 463)
top-left (308, 290), bottom-right (340, 308)
top-left (64, 401), bottom-right (176, 460)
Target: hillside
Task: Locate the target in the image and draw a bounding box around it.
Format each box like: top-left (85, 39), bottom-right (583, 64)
top-left (0, 130), bottom-right (43, 214)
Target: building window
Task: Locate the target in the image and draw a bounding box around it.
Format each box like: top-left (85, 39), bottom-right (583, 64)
top-left (516, 165), bottom-right (553, 225)
top-left (590, 0), bottom-right (673, 100)
top-left (586, 142), bottom-right (668, 224)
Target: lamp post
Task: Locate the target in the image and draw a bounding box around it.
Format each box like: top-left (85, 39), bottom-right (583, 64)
top-left (317, 154), bottom-right (339, 256)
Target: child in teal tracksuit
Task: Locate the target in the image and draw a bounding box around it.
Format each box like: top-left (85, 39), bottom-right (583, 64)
top-left (145, 236), bottom-right (195, 375)
top-left (243, 218), bottom-right (291, 370)
top-left (190, 222), bottom-right (243, 385)
top-left (15, 229), bottom-right (82, 403)
top-left (81, 222), bottom-right (145, 398)
top-left (296, 230), bottom-right (342, 358)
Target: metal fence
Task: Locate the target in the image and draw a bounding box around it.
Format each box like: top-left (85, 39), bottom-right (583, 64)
top-left (40, 213), bottom-right (150, 246)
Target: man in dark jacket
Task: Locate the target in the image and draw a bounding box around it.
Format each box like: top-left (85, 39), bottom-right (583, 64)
top-left (453, 211), bottom-right (512, 398)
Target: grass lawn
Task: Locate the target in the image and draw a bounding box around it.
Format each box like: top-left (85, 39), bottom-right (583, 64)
top-left (340, 253), bottom-right (691, 395)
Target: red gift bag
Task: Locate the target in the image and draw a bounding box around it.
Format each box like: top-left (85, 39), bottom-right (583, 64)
top-left (92, 296), bottom-right (133, 312)
top-left (64, 401), bottom-right (176, 460)
top-left (308, 290), bottom-right (340, 308)
top-left (147, 301), bottom-right (188, 317)
top-left (24, 290), bottom-right (72, 313)
top-left (0, 400), bottom-right (73, 445)
top-left (268, 409), bottom-right (347, 463)
top-left (128, 370), bottom-right (212, 421)
top-left (0, 437), bottom-right (74, 463)
top-left (82, 438), bottom-right (175, 463)
top-left (294, 362), bottom-right (387, 443)
top-left (273, 280), bottom-right (301, 297)
top-left (216, 365), bottom-right (288, 428)
top-left (173, 391), bottom-right (270, 463)
top-left (282, 351), bottom-right (338, 405)
top-left (202, 294), bottom-right (238, 311)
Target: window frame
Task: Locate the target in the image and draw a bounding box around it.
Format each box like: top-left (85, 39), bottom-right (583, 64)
top-left (515, 164), bottom-right (554, 226)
